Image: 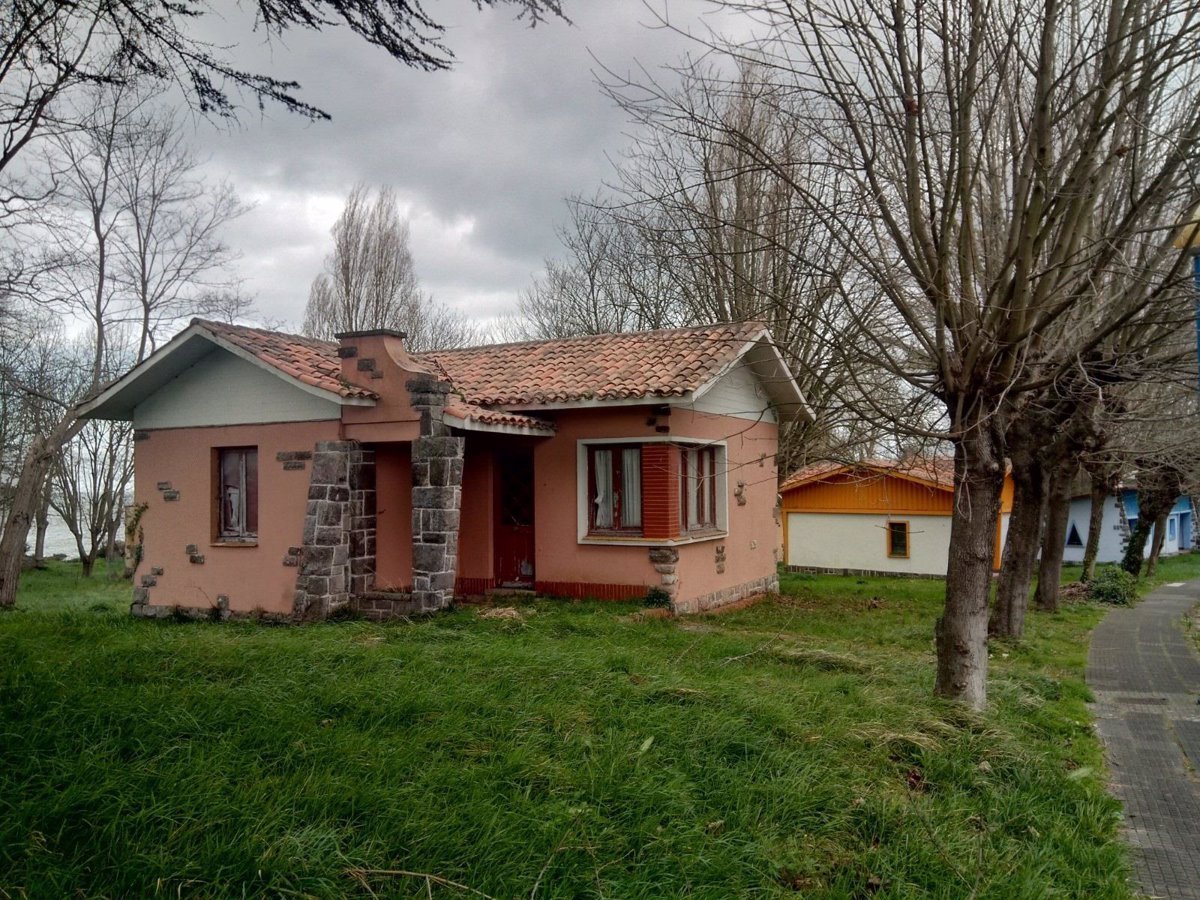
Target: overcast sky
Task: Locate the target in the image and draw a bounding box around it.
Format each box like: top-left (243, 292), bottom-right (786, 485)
top-left (187, 1), bottom-right (731, 331)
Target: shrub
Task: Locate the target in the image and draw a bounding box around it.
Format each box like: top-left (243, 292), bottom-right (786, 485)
top-left (645, 586), bottom-right (673, 608)
top-left (1089, 566), bottom-right (1138, 605)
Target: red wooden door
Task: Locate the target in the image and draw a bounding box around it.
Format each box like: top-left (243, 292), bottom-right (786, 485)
top-left (495, 449), bottom-right (535, 586)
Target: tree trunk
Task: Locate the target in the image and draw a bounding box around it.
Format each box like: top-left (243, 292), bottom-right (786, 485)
top-left (1080, 476), bottom-right (1108, 582)
top-left (1122, 486), bottom-right (1178, 576)
top-left (0, 414), bottom-right (84, 607)
top-left (32, 482), bottom-right (51, 568)
top-left (1146, 512), bottom-right (1168, 577)
top-left (1034, 463), bottom-right (1073, 613)
top-left (990, 455), bottom-right (1047, 639)
top-left (936, 426), bottom-right (1006, 710)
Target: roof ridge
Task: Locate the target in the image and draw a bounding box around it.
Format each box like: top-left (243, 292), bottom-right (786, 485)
top-left (192, 318), bottom-right (336, 349)
top-left (416, 319), bottom-right (767, 357)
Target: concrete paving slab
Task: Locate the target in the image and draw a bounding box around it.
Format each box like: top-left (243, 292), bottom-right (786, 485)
top-left (1088, 580), bottom-right (1200, 899)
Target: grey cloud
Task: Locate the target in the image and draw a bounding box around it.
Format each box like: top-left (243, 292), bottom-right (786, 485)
top-left (183, 2), bottom-right (707, 327)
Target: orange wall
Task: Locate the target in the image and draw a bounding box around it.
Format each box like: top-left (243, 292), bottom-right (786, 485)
top-left (531, 406), bottom-right (779, 604)
top-left (783, 471), bottom-right (953, 515)
top-left (783, 470), bottom-right (1015, 572)
top-left (134, 420), bottom-right (340, 615)
top-left (373, 443), bottom-right (412, 590)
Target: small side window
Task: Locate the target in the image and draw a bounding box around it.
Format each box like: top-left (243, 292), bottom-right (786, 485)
top-left (217, 447), bottom-right (258, 541)
top-left (886, 521), bottom-right (909, 558)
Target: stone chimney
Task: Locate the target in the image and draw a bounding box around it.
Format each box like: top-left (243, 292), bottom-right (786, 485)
top-left (335, 328), bottom-right (410, 388)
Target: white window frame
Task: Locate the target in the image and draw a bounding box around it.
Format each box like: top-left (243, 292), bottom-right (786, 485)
top-left (576, 437), bottom-right (728, 546)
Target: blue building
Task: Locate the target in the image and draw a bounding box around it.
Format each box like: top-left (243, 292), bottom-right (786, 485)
top-left (1063, 489), bottom-right (1193, 564)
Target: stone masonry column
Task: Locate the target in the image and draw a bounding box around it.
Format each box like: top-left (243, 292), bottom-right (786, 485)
top-left (292, 440), bottom-right (376, 620)
top-left (408, 376), bottom-right (464, 612)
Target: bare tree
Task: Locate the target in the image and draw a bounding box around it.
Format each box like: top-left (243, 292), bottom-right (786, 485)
top-left (0, 87), bottom-right (246, 603)
top-left (522, 65), bottom-right (930, 472)
top-left (644, 0), bottom-right (1200, 707)
top-left (303, 184), bottom-right (479, 351)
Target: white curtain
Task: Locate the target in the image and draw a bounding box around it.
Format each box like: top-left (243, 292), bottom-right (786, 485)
top-left (684, 449), bottom-right (698, 528)
top-left (594, 449), bottom-right (613, 528)
top-left (622, 448), bottom-right (642, 528)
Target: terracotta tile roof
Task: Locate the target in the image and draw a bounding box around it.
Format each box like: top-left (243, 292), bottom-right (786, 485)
top-left (195, 319), bottom-right (376, 400)
top-left (782, 457), bottom-right (958, 492)
top-left (416, 321), bottom-right (767, 406)
top-left (443, 399), bottom-right (555, 434)
top-left (192, 319), bottom-right (769, 431)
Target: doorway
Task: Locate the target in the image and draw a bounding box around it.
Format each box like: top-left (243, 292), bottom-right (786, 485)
top-left (495, 447), bottom-right (535, 587)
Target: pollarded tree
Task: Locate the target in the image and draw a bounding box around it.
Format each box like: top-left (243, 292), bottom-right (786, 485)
top-left (662, 0), bottom-right (1200, 707)
top-left (302, 185), bottom-right (479, 351)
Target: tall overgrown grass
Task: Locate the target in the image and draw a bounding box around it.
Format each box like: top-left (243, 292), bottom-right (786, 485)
top-left (2, 556), bottom-right (1183, 897)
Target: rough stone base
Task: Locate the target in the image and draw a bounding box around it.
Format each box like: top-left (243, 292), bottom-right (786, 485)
top-left (130, 599), bottom-right (289, 624)
top-left (671, 574), bottom-right (779, 615)
top-left (352, 592), bottom-right (428, 621)
top-left (785, 565), bottom-right (944, 580)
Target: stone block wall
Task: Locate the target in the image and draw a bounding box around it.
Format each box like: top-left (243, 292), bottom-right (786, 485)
top-left (292, 441), bottom-right (376, 620)
top-left (671, 572), bottom-right (779, 615)
top-left (408, 374), bottom-right (464, 613)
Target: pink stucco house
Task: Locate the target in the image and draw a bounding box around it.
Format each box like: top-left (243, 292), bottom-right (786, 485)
top-left (78, 319), bottom-right (804, 619)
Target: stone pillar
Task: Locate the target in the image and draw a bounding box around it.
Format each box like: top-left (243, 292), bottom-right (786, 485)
top-left (649, 546), bottom-right (680, 602)
top-left (408, 375), bottom-right (464, 612)
top-left (292, 440), bottom-right (376, 620)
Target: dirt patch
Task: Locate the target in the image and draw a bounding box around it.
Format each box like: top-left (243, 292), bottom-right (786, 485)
top-left (478, 606), bottom-right (524, 620)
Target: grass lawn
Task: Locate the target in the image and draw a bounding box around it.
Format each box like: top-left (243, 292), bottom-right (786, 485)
top-left (3, 557), bottom-right (1194, 898)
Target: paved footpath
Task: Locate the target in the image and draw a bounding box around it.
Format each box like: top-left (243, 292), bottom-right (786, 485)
top-left (1088, 580), bottom-right (1200, 899)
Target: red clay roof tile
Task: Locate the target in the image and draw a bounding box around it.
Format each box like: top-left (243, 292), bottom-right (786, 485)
top-left (192, 319), bottom-right (768, 430)
top-left (196, 319), bottom-right (377, 400)
top-left (416, 322), bottom-right (766, 407)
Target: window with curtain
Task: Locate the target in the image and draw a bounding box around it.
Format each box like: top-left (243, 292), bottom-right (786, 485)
top-left (217, 447), bottom-right (258, 540)
top-left (588, 445), bottom-right (642, 534)
top-left (680, 445), bottom-right (718, 531)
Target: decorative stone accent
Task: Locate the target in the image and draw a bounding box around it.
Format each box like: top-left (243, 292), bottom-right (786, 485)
top-left (156, 481), bottom-right (172, 491)
top-left (408, 375), bottom-right (464, 613)
top-left (649, 546), bottom-right (680, 602)
top-left (150, 566), bottom-right (164, 576)
top-left (786, 564), bottom-right (941, 579)
top-left (715, 543), bottom-right (726, 575)
top-left (291, 441), bottom-right (376, 620)
top-left (277, 450), bottom-right (313, 462)
top-left (140, 574), bottom-right (157, 587)
top-left (133, 430), bottom-right (150, 442)
top-left (283, 461), bottom-right (306, 471)
top-left (735, 480), bottom-right (747, 506)
top-left (672, 573), bottom-right (779, 615)
top-left (189, 553), bottom-right (205, 564)
top-left (185, 544), bottom-right (198, 555)
top-left (357, 357), bottom-right (376, 372)
top-left (163, 490), bottom-right (180, 501)
top-left (336, 345), bottom-right (358, 358)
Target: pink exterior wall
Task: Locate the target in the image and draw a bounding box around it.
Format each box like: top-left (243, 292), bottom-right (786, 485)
top-left (339, 332), bottom-right (423, 444)
top-left (134, 420), bottom-right (340, 615)
top-left (458, 438), bottom-right (496, 589)
top-left (531, 406), bottom-right (779, 606)
top-left (373, 443), bottom-right (412, 591)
